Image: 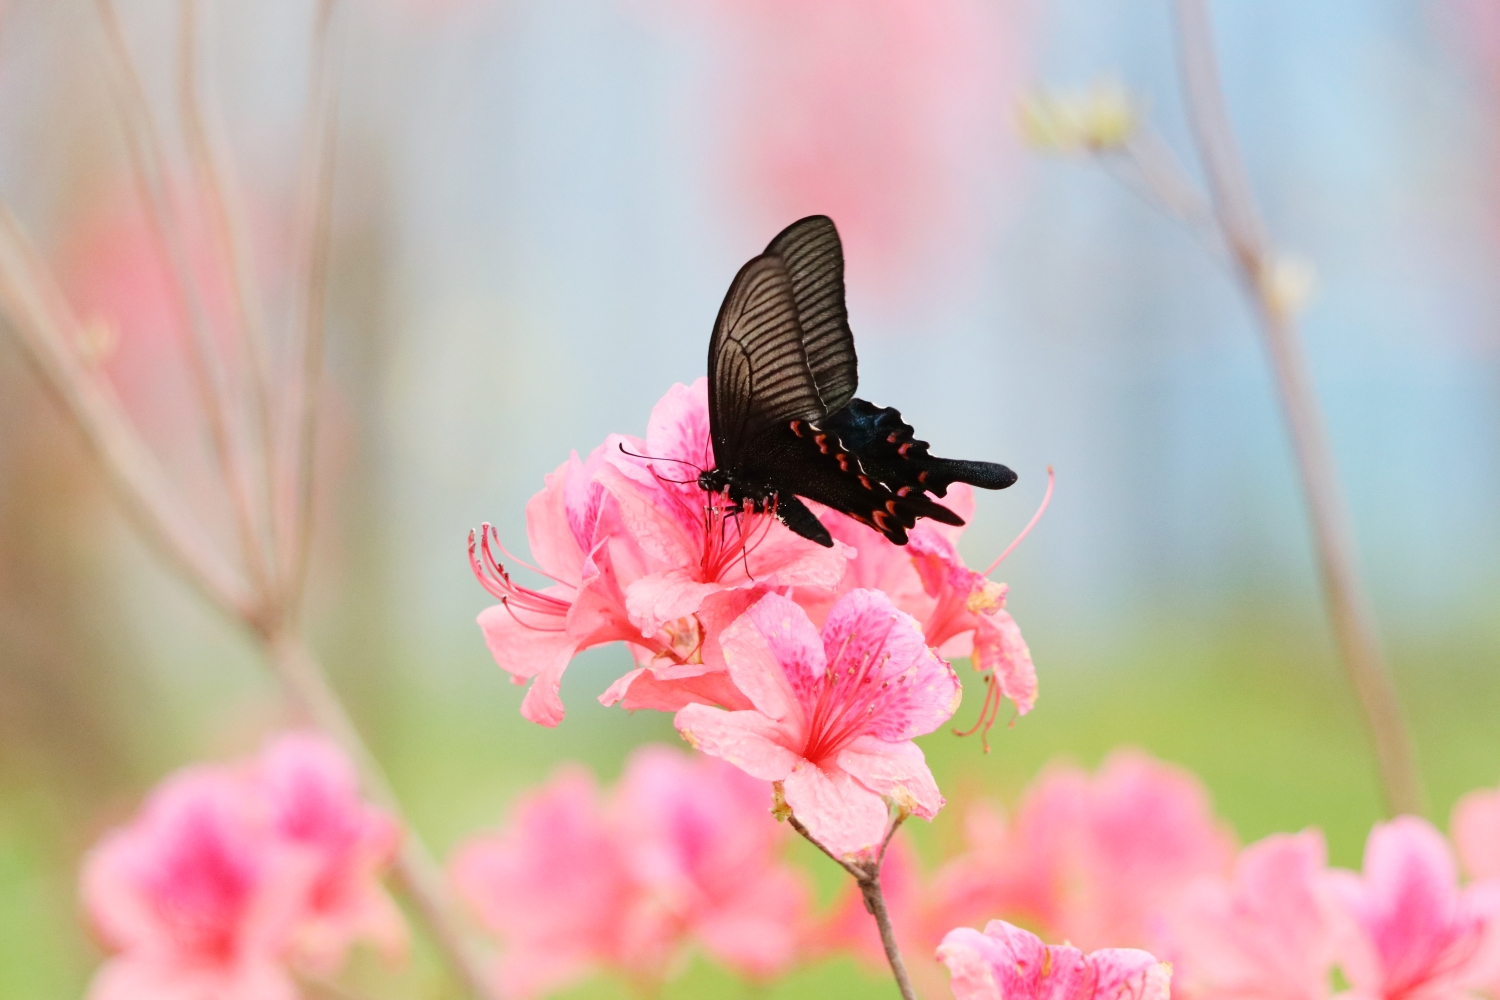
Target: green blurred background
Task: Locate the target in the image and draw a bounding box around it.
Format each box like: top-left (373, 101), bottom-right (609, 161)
top-left (3, 0), bottom-right (1500, 996)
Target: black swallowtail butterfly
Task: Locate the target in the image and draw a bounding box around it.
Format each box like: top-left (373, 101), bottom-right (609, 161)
top-left (696, 215), bottom-right (1017, 547)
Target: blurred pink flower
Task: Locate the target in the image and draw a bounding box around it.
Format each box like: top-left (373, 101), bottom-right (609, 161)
top-left (596, 380), bottom-right (847, 713)
top-left (81, 767), bottom-right (310, 1000)
top-left (650, 0), bottom-right (1024, 298)
top-left (254, 732), bottom-right (405, 974)
top-left (1326, 816), bottom-right (1495, 1000)
top-left (471, 441), bottom-right (653, 726)
top-left (676, 589), bottom-right (961, 860)
top-left (1453, 782), bottom-right (1500, 881)
top-left (450, 746), bottom-right (811, 995)
top-left (450, 767), bottom-right (647, 997)
top-left (1163, 830), bottom-right (1337, 1000)
top-left (937, 919), bottom-right (1172, 1000)
top-left (932, 749), bottom-right (1236, 951)
top-left (613, 745), bottom-right (811, 980)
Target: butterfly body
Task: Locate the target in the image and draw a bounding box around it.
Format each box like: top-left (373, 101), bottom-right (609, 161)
top-left (702, 216), bottom-right (1016, 548)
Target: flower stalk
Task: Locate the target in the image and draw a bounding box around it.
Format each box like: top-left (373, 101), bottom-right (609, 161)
top-left (790, 813), bottom-right (919, 1000)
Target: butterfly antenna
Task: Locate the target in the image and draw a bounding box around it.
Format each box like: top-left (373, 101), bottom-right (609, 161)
top-left (617, 443), bottom-right (704, 472)
top-left (984, 466), bottom-right (1055, 576)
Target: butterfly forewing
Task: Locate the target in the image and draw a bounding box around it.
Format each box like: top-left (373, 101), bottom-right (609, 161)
top-left (707, 254), bottom-right (825, 468)
top-left (765, 216), bottom-right (858, 413)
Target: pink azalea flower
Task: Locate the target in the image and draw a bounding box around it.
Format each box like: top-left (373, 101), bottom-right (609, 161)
top-left (596, 380), bottom-right (847, 712)
top-left (450, 767), bottom-right (652, 998)
top-left (675, 588), bottom-right (961, 860)
top-left (1326, 816), bottom-right (1495, 1000)
top-left (932, 750), bottom-right (1236, 951)
top-left (471, 439), bottom-right (660, 726)
top-left (613, 745), bottom-right (811, 980)
top-left (937, 919), bottom-right (1172, 1000)
top-left (254, 732), bottom-right (405, 973)
top-left (80, 767), bottom-right (311, 1000)
top-left (1163, 830), bottom-right (1337, 1000)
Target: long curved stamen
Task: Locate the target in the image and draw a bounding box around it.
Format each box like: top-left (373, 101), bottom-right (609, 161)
top-left (485, 526), bottom-right (574, 589)
top-left (952, 673), bottom-right (1005, 753)
top-left (984, 466), bottom-right (1056, 576)
top-left (803, 616), bottom-right (901, 762)
top-left (469, 525), bottom-right (572, 631)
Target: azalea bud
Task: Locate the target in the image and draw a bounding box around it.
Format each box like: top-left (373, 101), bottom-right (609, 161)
top-left (1019, 80), bottom-right (1137, 153)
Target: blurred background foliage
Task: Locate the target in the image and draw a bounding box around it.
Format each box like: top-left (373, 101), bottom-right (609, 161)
top-left (2, 0), bottom-right (1499, 996)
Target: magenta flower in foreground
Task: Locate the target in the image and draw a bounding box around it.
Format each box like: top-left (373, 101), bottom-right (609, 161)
top-left (254, 732), bottom-right (405, 973)
top-left (1326, 816), bottom-right (1496, 1000)
top-left (676, 589), bottom-right (960, 860)
top-left (937, 920), bottom-right (1171, 1000)
top-left (81, 768), bottom-right (310, 1000)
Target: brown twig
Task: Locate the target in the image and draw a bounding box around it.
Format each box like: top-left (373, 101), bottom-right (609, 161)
top-left (789, 812), bottom-right (918, 1000)
top-left (1167, 0), bottom-right (1424, 816)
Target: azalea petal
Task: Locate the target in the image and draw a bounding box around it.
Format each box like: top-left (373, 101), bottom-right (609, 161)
top-left (838, 736), bottom-right (944, 819)
top-left (1327, 816), bottom-right (1490, 999)
top-left (781, 760), bottom-right (890, 861)
top-left (1086, 948), bottom-right (1173, 1000)
top-left (973, 610), bottom-right (1036, 716)
top-left (625, 570), bottom-right (723, 637)
top-left (645, 379), bottom-right (716, 470)
top-left (477, 601), bottom-right (577, 682)
top-left (820, 588), bottom-right (962, 741)
top-left (937, 921), bottom-right (1170, 1000)
top-left (87, 957), bottom-right (300, 1000)
top-left (1164, 830), bottom-right (1333, 1000)
top-left (525, 458), bottom-right (587, 584)
top-left (596, 462), bottom-right (699, 569)
top-left (675, 705), bottom-right (800, 781)
top-left (600, 665), bottom-right (753, 713)
top-left (727, 592), bottom-right (824, 720)
top-left (1454, 785), bottom-right (1500, 881)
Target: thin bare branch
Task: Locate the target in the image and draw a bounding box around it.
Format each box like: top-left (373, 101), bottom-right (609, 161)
top-left (177, 0), bottom-right (283, 590)
top-left (0, 204), bottom-right (253, 622)
top-left (284, 0), bottom-right (340, 614)
top-left (92, 0), bottom-right (272, 598)
top-left (1170, 0), bottom-right (1424, 816)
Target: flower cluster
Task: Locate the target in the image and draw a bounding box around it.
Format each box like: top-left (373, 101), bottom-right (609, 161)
top-left (824, 749), bottom-right (1500, 1000)
top-left (449, 745), bottom-right (810, 997)
top-left (472, 379), bottom-right (1039, 857)
top-left (80, 732), bottom-right (404, 1000)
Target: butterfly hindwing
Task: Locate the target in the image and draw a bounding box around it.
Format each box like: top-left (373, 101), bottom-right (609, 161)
top-left (824, 399), bottom-right (1018, 498)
